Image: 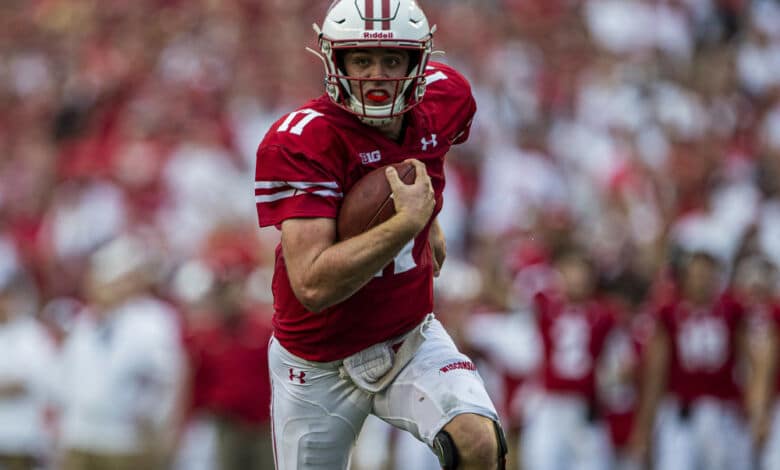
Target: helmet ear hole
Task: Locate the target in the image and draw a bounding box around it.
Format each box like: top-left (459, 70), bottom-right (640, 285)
top-left (331, 49), bottom-right (353, 101)
top-left (407, 51), bottom-right (422, 74)
top-left (335, 50), bottom-right (347, 75)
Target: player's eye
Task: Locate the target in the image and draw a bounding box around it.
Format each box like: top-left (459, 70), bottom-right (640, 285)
top-left (351, 56), bottom-right (371, 67)
top-left (384, 56), bottom-right (402, 68)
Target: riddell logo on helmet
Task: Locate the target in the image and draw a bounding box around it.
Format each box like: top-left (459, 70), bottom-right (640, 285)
top-left (363, 31), bottom-right (394, 39)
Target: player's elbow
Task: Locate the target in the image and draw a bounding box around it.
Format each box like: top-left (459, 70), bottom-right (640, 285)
top-left (293, 283), bottom-right (330, 313)
top-left (287, 264), bottom-right (333, 312)
top-left (301, 297), bottom-right (328, 314)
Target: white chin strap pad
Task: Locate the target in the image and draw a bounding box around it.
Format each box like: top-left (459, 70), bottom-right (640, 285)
top-left (348, 95), bottom-right (402, 127)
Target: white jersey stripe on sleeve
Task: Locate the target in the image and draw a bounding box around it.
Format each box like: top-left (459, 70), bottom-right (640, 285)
top-left (255, 181), bottom-right (287, 189)
top-left (255, 189), bottom-right (343, 204)
top-left (255, 190), bottom-right (298, 203)
top-left (255, 181), bottom-right (339, 190)
top-left (310, 189), bottom-right (343, 198)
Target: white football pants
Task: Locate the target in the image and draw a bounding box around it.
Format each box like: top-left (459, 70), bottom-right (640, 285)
top-left (654, 397), bottom-right (752, 470)
top-left (521, 392), bottom-right (615, 470)
top-left (268, 317), bottom-right (499, 469)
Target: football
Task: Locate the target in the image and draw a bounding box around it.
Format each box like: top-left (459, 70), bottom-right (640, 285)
top-left (337, 162), bottom-right (416, 240)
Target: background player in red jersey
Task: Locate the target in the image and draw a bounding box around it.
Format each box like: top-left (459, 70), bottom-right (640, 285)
top-left (599, 271), bottom-right (656, 470)
top-left (629, 250), bottom-right (753, 470)
top-left (521, 247), bottom-right (619, 470)
top-left (253, 1), bottom-right (506, 469)
top-left (734, 254), bottom-right (780, 470)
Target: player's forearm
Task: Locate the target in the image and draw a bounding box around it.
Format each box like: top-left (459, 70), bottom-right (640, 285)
top-left (747, 327), bottom-right (778, 425)
top-left (633, 329), bottom-right (669, 439)
top-left (296, 214), bottom-right (419, 312)
top-left (428, 218), bottom-right (445, 276)
top-left (428, 217), bottom-right (443, 242)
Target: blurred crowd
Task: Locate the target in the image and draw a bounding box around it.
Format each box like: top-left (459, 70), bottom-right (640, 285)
top-left (1, 0), bottom-right (780, 469)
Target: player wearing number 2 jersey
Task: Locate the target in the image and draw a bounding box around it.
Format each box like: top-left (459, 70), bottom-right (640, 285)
top-left (521, 248), bottom-right (618, 470)
top-left (254, 1), bottom-right (505, 469)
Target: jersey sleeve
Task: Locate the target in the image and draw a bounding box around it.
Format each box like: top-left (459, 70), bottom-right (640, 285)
top-left (254, 112), bottom-right (344, 228)
top-left (423, 62), bottom-right (477, 145)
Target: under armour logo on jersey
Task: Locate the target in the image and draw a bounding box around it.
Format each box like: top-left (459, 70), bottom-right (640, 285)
top-left (421, 134), bottom-right (438, 151)
top-left (289, 368), bottom-right (306, 384)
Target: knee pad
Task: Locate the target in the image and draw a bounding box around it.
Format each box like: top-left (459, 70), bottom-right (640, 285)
top-left (494, 419), bottom-right (508, 470)
top-left (432, 420), bottom-right (508, 470)
top-left (433, 429), bottom-right (459, 469)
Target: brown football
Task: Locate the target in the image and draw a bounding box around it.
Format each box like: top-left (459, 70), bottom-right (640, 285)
top-left (337, 162), bottom-right (416, 240)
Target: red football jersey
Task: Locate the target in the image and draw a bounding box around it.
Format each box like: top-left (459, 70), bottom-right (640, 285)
top-left (535, 292), bottom-right (617, 398)
top-left (184, 309), bottom-right (274, 425)
top-left (655, 294), bottom-right (745, 403)
top-left (254, 62), bottom-right (476, 361)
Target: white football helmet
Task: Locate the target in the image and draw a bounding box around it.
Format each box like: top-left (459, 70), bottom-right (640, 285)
top-left (310, 0), bottom-right (435, 127)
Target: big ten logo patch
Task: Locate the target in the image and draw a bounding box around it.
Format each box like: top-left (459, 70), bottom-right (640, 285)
top-left (360, 150), bottom-right (382, 164)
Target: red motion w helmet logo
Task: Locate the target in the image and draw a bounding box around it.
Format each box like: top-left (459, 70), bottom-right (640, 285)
top-left (289, 368), bottom-right (306, 384)
top-left (363, 0), bottom-right (394, 31)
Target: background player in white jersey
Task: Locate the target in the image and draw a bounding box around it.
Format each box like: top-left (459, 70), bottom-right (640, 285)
top-left (0, 274), bottom-right (58, 470)
top-left (57, 236), bottom-right (185, 470)
top-left (254, 1), bottom-right (506, 469)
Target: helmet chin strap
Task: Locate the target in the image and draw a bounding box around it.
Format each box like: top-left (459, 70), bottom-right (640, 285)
top-left (348, 93), bottom-right (405, 127)
top-left (358, 115), bottom-right (395, 128)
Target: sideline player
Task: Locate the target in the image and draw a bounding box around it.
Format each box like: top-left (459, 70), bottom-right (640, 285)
top-left (735, 255), bottom-right (780, 470)
top-left (629, 251), bottom-right (752, 470)
top-left (521, 247), bottom-right (618, 470)
top-left (253, 1), bottom-right (507, 469)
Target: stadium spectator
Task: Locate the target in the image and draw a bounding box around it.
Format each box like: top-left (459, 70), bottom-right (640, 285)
top-left (0, 274), bottom-right (57, 470)
top-left (180, 226), bottom-right (275, 470)
top-left (56, 236), bottom-right (185, 470)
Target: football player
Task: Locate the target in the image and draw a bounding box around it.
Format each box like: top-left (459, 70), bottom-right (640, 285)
top-left (253, 1), bottom-right (506, 469)
top-left (734, 254), bottom-right (780, 470)
top-left (521, 247), bottom-right (619, 470)
top-left (629, 250), bottom-right (752, 470)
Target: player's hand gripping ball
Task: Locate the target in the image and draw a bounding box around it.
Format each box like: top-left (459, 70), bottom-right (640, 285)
top-left (337, 161), bottom-right (416, 240)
